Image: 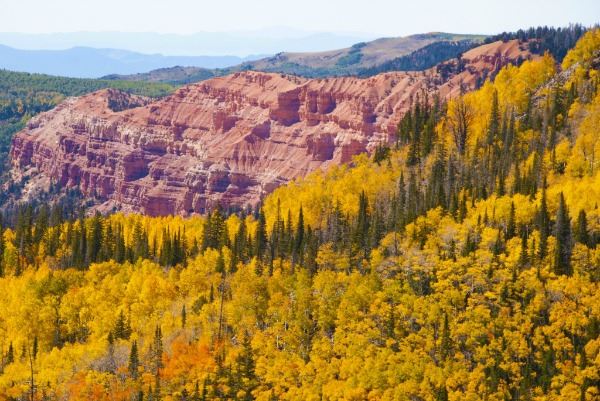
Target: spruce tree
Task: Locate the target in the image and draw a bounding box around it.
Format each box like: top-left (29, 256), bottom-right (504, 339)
top-left (236, 335), bottom-right (257, 401)
top-left (506, 202), bottom-right (516, 240)
top-left (554, 193), bottom-right (573, 276)
top-left (518, 230), bottom-right (529, 268)
top-left (86, 212), bottom-right (103, 264)
top-left (487, 91), bottom-right (500, 147)
top-left (440, 313), bottom-right (452, 361)
top-left (574, 210), bottom-right (589, 246)
top-left (129, 340), bottom-right (139, 379)
top-left (354, 191), bottom-right (370, 261)
top-left (216, 251), bottom-right (225, 275)
top-left (6, 342), bottom-right (13, 364)
top-left (294, 206), bottom-right (305, 265)
top-left (254, 210), bottom-right (267, 262)
top-left (537, 186), bottom-right (550, 261)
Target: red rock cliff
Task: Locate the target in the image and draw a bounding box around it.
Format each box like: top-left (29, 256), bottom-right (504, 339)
top-left (9, 40), bottom-right (533, 215)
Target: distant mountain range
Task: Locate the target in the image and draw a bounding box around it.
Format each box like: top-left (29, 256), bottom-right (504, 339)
top-left (0, 30), bottom-right (374, 57)
top-left (103, 33), bottom-right (486, 84)
top-left (0, 45), bottom-right (264, 78)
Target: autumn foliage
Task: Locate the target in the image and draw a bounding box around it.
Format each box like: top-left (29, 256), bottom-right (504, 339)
top-left (0, 31), bottom-right (599, 400)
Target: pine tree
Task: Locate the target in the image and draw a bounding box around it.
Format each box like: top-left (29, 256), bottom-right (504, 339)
top-left (236, 335), bottom-right (257, 401)
top-left (354, 191), bottom-right (370, 261)
top-left (254, 209), bottom-right (267, 262)
top-left (86, 212), bottom-right (103, 264)
top-left (151, 326), bottom-right (163, 396)
top-left (114, 310), bottom-right (130, 340)
top-left (537, 186), bottom-right (550, 261)
top-left (487, 89), bottom-right (500, 147)
top-left (518, 229), bottom-right (529, 268)
top-left (436, 386), bottom-right (449, 401)
top-left (129, 340), bottom-right (139, 379)
top-left (78, 215), bottom-right (87, 269)
top-left (506, 202), bottom-right (516, 240)
top-left (574, 210), bottom-right (589, 246)
top-left (554, 193), bottom-right (573, 276)
top-left (293, 206), bottom-right (305, 265)
top-left (232, 218), bottom-right (247, 270)
top-left (132, 220), bottom-right (149, 261)
top-left (6, 342), bottom-right (13, 365)
top-left (440, 313), bottom-right (452, 361)
top-left (216, 251), bottom-right (225, 275)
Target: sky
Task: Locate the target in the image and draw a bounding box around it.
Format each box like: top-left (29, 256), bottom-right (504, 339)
top-left (1, 0), bottom-right (598, 37)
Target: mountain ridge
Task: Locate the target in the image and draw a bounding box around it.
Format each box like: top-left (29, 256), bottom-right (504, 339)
top-left (0, 44), bottom-right (264, 78)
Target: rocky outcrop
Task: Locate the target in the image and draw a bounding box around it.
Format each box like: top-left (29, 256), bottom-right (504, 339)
top-left (9, 40), bottom-right (534, 216)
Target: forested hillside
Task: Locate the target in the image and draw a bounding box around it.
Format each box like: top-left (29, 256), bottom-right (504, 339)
top-left (0, 70), bottom-right (174, 177)
top-left (0, 29), bottom-right (599, 401)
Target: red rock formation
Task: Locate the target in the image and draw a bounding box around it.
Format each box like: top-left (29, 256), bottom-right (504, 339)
top-left (9, 40), bottom-right (534, 216)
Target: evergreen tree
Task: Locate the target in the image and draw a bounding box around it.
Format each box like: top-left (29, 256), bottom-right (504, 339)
top-left (554, 193), bottom-right (573, 276)
top-left (114, 310), bottom-right (131, 340)
top-left (6, 342), bottom-right (13, 365)
top-left (78, 214), bottom-right (87, 269)
top-left (293, 206), bottom-right (305, 265)
top-left (254, 209), bottom-right (267, 262)
top-left (440, 313), bottom-right (452, 361)
top-left (518, 229), bottom-right (529, 268)
top-left (129, 340), bottom-right (139, 379)
top-left (216, 251), bottom-right (225, 275)
top-left (86, 212), bottom-right (103, 264)
top-left (506, 202), bottom-right (516, 239)
top-left (236, 335), bottom-right (257, 401)
top-left (537, 186), bottom-right (551, 260)
top-left (487, 89), bottom-right (500, 147)
top-left (574, 210), bottom-right (590, 246)
top-left (354, 191), bottom-right (370, 261)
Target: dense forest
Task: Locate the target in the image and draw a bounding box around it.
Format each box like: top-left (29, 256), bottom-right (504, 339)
top-left (357, 40), bottom-right (478, 77)
top-left (484, 24), bottom-right (591, 62)
top-left (0, 29), bottom-right (599, 401)
top-left (0, 70), bottom-right (174, 177)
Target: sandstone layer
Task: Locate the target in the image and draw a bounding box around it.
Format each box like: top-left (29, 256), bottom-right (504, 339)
top-left (10, 40), bottom-right (533, 215)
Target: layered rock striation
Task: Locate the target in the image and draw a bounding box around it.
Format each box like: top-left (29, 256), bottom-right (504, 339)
top-left (10, 40), bottom-right (533, 215)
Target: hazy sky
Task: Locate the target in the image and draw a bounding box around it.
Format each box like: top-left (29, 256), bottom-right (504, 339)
top-left (1, 0), bottom-right (598, 36)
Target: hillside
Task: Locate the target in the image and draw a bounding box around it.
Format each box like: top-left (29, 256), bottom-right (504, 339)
top-left (0, 69), bottom-right (175, 185)
top-left (6, 40), bottom-right (534, 215)
top-left (107, 33), bottom-right (484, 83)
top-left (237, 33), bottom-right (484, 77)
top-left (105, 26), bottom-right (589, 85)
top-left (102, 66), bottom-right (218, 85)
top-left (0, 29), bottom-right (598, 401)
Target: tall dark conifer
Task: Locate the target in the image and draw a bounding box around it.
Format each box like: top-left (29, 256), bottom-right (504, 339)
top-left (574, 210), bottom-right (589, 247)
top-left (554, 193), bottom-right (573, 276)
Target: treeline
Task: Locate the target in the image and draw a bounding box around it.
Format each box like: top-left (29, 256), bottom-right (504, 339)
top-left (358, 40), bottom-right (477, 77)
top-left (484, 24), bottom-right (590, 61)
top-left (0, 69), bottom-right (174, 120)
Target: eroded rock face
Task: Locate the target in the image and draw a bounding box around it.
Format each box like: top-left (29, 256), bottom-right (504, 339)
top-left (9, 40), bottom-right (533, 216)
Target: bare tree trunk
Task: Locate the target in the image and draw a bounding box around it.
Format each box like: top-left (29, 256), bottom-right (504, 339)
top-left (29, 349), bottom-right (34, 401)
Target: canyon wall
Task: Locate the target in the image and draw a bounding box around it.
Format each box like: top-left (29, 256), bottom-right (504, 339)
top-left (9, 40), bottom-right (533, 215)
